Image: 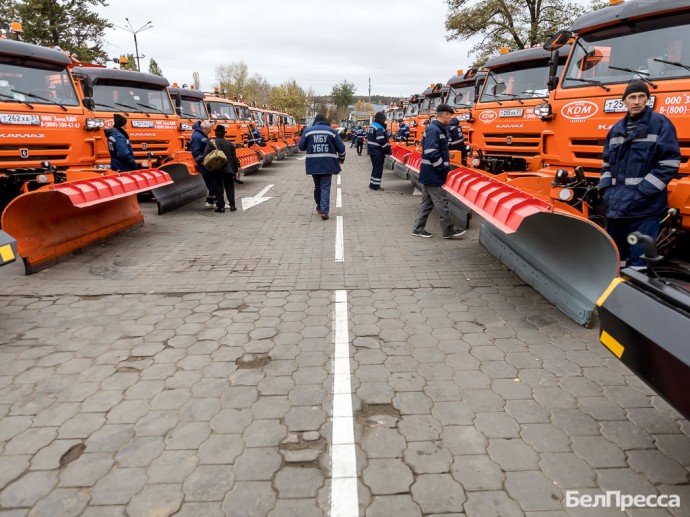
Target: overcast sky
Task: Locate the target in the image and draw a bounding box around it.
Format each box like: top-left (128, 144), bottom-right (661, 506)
top-left (94, 0), bottom-right (479, 98)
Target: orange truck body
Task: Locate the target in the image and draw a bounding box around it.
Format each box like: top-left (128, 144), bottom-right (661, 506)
top-left (204, 94), bottom-right (263, 172)
top-left (168, 85), bottom-right (208, 146)
top-left (0, 38), bottom-right (173, 273)
top-left (467, 45), bottom-right (570, 174)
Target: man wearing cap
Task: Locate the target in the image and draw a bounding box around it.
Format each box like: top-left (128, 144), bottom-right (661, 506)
top-left (105, 114), bottom-right (138, 172)
top-left (203, 125), bottom-right (240, 213)
top-left (395, 119), bottom-right (410, 143)
top-left (190, 120), bottom-right (218, 208)
top-left (412, 103), bottom-right (466, 239)
top-left (366, 111), bottom-right (391, 191)
top-left (598, 79), bottom-right (680, 268)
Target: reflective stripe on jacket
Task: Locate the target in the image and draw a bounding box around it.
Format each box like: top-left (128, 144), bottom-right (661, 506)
top-left (598, 107), bottom-right (680, 218)
top-left (419, 120), bottom-right (451, 187)
top-left (298, 121), bottom-right (346, 175)
top-left (105, 127), bottom-right (137, 172)
top-left (366, 122), bottom-right (391, 156)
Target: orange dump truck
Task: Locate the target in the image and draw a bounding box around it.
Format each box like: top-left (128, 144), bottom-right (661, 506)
top-left (168, 85), bottom-right (208, 145)
top-left (204, 94), bottom-right (262, 173)
top-left (443, 68), bottom-right (484, 167)
top-left (443, 0), bottom-right (690, 417)
top-left (0, 38), bottom-right (172, 273)
top-left (71, 66), bottom-right (202, 214)
top-left (469, 45), bottom-right (570, 174)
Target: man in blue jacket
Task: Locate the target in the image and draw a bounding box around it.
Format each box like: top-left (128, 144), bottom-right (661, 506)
top-left (366, 111), bottom-right (391, 190)
top-left (105, 114), bottom-right (138, 172)
top-left (298, 114), bottom-right (346, 220)
top-left (412, 104), bottom-right (466, 239)
top-left (448, 117), bottom-right (468, 166)
top-left (190, 120), bottom-right (217, 208)
top-left (395, 119), bottom-right (410, 143)
top-left (598, 80), bottom-right (680, 267)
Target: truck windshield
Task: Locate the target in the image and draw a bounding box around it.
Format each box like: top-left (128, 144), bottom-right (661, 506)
top-left (92, 80), bottom-right (174, 114)
top-left (179, 96), bottom-right (208, 119)
top-left (0, 56), bottom-right (79, 107)
top-left (235, 105), bottom-right (251, 120)
top-left (252, 111), bottom-right (265, 125)
top-left (480, 62), bottom-right (551, 102)
top-left (449, 84), bottom-right (474, 108)
top-left (563, 12), bottom-right (690, 88)
top-left (207, 102), bottom-right (237, 121)
top-left (404, 103), bottom-right (419, 117)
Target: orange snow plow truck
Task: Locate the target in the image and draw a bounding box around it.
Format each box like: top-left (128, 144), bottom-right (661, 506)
top-left (444, 0), bottom-right (690, 415)
top-left (0, 38), bottom-right (172, 274)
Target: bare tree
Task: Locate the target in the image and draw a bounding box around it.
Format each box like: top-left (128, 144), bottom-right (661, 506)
top-left (215, 61), bottom-right (249, 97)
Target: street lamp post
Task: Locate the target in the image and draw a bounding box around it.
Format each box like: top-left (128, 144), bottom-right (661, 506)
top-left (114, 19), bottom-right (153, 71)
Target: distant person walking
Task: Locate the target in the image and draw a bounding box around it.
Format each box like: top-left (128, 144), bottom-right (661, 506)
top-left (190, 120), bottom-right (218, 208)
top-left (105, 114), bottom-right (138, 172)
top-left (298, 114), bottom-right (346, 220)
top-left (366, 111), bottom-right (391, 191)
top-left (412, 103), bottom-right (466, 239)
top-left (204, 124), bottom-right (240, 213)
top-left (354, 125), bottom-right (365, 156)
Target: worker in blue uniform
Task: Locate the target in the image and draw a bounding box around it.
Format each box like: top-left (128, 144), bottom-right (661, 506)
top-left (366, 111), bottom-right (391, 190)
top-left (298, 114), bottom-right (346, 220)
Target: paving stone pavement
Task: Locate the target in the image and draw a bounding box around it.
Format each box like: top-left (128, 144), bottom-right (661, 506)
top-left (0, 151), bottom-right (688, 516)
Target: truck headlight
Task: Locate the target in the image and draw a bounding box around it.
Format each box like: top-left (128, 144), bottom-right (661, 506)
top-left (534, 103), bottom-right (552, 118)
top-left (86, 118), bottom-right (105, 130)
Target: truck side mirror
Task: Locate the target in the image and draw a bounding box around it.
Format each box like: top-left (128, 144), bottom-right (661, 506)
top-left (82, 97), bottom-right (95, 111)
top-left (543, 30), bottom-right (572, 51)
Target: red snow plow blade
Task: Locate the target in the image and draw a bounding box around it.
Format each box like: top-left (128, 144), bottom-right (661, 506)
top-left (237, 147), bottom-right (261, 174)
top-left (2, 170), bottom-right (172, 274)
top-left (445, 167), bottom-right (619, 325)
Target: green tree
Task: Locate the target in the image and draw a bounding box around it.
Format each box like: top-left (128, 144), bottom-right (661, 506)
top-left (216, 61), bottom-right (249, 98)
top-left (330, 80), bottom-right (356, 122)
top-left (445, 0), bottom-right (603, 66)
top-left (354, 100), bottom-right (374, 112)
top-left (245, 74), bottom-right (272, 105)
top-left (192, 71), bottom-right (201, 90)
top-left (1, 0), bottom-right (111, 64)
top-left (148, 58), bottom-right (163, 76)
top-left (269, 79), bottom-right (308, 120)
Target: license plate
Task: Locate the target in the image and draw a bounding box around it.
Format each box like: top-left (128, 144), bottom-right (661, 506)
top-left (604, 96), bottom-right (656, 113)
top-left (0, 113), bottom-right (41, 125)
top-left (131, 120), bottom-right (155, 128)
top-left (499, 108), bottom-right (523, 118)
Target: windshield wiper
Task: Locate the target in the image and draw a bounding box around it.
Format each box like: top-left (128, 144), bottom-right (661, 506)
top-left (497, 93), bottom-right (524, 104)
top-left (520, 90), bottom-right (548, 100)
top-left (115, 102), bottom-right (148, 116)
top-left (653, 58), bottom-right (690, 73)
top-left (136, 102), bottom-right (169, 118)
top-left (481, 94), bottom-right (503, 105)
top-left (608, 66), bottom-right (657, 89)
top-left (94, 102), bottom-right (130, 115)
top-left (564, 77), bottom-right (610, 91)
top-left (11, 89), bottom-right (67, 111)
top-left (0, 92), bottom-right (34, 109)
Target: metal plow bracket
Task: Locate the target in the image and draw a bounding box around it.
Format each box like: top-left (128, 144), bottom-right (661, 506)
top-left (154, 163), bottom-right (206, 215)
top-left (480, 213), bottom-right (618, 325)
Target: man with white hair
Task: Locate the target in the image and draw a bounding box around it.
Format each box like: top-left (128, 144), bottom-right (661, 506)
top-left (190, 120), bottom-right (218, 207)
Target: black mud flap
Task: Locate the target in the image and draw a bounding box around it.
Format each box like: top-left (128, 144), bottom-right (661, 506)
top-left (154, 163), bottom-right (206, 215)
top-left (0, 230), bottom-right (17, 267)
top-left (480, 213), bottom-right (618, 325)
top-left (597, 272), bottom-right (690, 419)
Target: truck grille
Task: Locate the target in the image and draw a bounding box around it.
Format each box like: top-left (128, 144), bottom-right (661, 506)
top-left (0, 144), bottom-right (71, 163)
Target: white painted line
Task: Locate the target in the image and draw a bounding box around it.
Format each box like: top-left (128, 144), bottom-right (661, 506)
top-left (241, 184), bottom-right (274, 210)
top-left (335, 216), bottom-right (344, 262)
top-left (336, 187), bottom-right (342, 208)
top-left (330, 290), bottom-right (358, 517)
top-left (297, 155), bottom-right (307, 161)
top-left (337, 175), bottom-right (342, 185)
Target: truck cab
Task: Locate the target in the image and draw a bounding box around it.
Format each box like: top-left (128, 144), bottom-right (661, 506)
top-left (0, 38), bottom-right (92, 214)
top-left (168, 85), bottom-right (208, 146)
top-left (72, 66), bottom-right (182, 168)
top-left (470, 45), bottom-right (570, 174)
